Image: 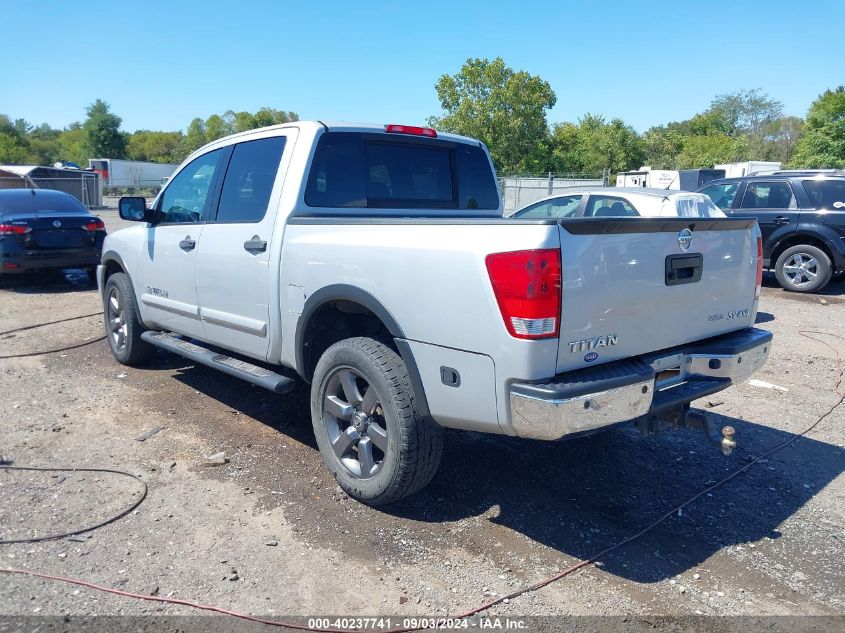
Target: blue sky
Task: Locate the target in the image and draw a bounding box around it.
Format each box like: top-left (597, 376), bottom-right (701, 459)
top-left (1, 0), bottom-right (842, 133)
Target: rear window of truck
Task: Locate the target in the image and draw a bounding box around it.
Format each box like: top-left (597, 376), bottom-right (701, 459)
top-left (304, 132), bottom-right (499, 210)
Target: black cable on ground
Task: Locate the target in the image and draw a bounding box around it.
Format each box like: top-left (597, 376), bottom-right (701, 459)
top-left (0, 466), bottom-right (148, 545)
top-left (0, 335), bottom-right (106, 360)
top-left (0, 312), bottom-right (102, 338)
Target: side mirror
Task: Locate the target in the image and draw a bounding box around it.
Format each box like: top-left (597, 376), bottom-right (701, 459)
top-left (118, 196), bottom-right (153, 222)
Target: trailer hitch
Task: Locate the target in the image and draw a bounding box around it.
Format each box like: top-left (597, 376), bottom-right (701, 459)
top-left (635, 405), bottom-right (737, 455)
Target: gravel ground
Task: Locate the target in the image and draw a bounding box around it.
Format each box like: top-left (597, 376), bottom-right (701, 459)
top-left (1, 212), bottom-right (843, 628)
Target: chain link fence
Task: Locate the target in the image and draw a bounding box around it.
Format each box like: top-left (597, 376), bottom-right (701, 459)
top-left (499, 170), bottom-right (609, 216)
top-left (0, 175), bottom-right (102, 209)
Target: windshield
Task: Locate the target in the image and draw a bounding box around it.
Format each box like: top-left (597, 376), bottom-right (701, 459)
top-left (513, 194), bottom-right (582, 218)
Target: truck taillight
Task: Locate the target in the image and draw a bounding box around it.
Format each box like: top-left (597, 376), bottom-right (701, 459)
top-left (755, 236), bottom-right (763, 299)
top-left (0, 224), bottom-right (30, 236)
top-left (83, 218), bottom-right (106, 232)
top-left (486, 249), bottom-right (561, 340)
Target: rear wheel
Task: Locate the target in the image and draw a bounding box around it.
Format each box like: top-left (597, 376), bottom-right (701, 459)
top-left (311, 337), bottom-right (443, 505)
top-left (103, 272), bottom-right (155, 365)
top-left (774, 245), bottom-right (832, 293)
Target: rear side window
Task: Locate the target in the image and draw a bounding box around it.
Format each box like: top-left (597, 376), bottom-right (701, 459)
top-left (305, 132), bottom-right (499, 210)
top-left (802, 180), bottom-right (845, 210)
top-left (584, 196), bottom-right (639, 217)
top-left (740, 182), bottom-right (795, 210)
top-left (216, 136), bottom-right (286, 223)
top-left (514, 195), bottom-right (582, 218)
top-left (700, 183), bottom-right (738, 210)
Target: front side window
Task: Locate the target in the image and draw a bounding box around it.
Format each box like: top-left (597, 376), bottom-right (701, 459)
top-left (216, 136), bottom-right (286, 223)
top-left (158, 149), bottom-right (224, 223)
top-left (304, 132), bottom-right (499, 210)
top-left (584, 196), bottom-right (639, 217)
top-left (700, 183), bottom-right (738, 210)
top-left (802, 179), bottom-right (845, 210)
top-left (740, 181), bottom-right (795, 210)
top-left (514, 195), bottom-right (582, 218)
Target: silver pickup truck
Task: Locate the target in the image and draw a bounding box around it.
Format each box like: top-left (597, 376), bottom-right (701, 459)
top-left (99, 121), bottom-right (771, 505)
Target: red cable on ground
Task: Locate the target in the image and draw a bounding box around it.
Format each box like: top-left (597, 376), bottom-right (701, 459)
top-left (1, 330), bottom-right (842, 632)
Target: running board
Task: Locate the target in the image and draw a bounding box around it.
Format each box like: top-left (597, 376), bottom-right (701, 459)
top-left (140, 331), bottom-right (295, 395)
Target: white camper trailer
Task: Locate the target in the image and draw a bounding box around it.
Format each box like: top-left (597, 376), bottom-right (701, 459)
top-left (615, 167), bottom-right (679, 189)
top-left (714, 161), bottom-right (782, 178)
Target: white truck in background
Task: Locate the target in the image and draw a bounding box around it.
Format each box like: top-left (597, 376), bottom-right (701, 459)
top-left (98, 121), bottom-right (772, 505)
top-left (88, 158), bottom-right (179, 188)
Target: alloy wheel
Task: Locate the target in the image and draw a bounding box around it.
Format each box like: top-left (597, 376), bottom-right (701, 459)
top-left (782, 252), bottom-right (819, 289)
top-left (322, 368), bottom-right (389, 478)
top-left (106, 287), bottom-right (128, 352)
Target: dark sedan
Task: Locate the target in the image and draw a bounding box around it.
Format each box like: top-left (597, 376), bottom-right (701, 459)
top-left (0, 188), bottom-right (106, 277)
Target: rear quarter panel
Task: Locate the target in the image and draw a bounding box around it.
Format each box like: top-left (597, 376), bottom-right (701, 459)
top-left (279, 220), bottom-right (562, 434)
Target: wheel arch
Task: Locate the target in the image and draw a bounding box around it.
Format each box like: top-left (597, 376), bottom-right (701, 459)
top-left (770, 232), bottom-right (835, 270)
top-left (295, 284), bottom-right (430, 419)
top-left (100, 251), bottom-right (148, 329)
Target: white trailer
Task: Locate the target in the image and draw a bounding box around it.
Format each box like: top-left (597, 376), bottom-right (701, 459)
top-left (88, 159), bottom-right (179, 188)
top-left (615, 167), bottom-right (679, 189)
top-left (714, 161), bottom-right (782, 178)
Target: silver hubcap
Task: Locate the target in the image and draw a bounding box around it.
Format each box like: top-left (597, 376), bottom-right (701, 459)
top-left (322, 368), bottom-right (388, 479)
top-left (107, 288), bottom-right (128, 351)
top-left (783, 253), bottom-right (819, 288)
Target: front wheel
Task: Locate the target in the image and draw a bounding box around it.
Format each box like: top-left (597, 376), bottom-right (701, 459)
top-left (103, 272), bottom-right (155, 365)
top-left (310, 337), bottom-right (444, 505)
top-left (774, 245), bottom-right (832, 293)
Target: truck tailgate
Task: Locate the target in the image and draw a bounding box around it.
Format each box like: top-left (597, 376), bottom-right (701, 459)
top-left (556, 217), bottom-right (759, 373)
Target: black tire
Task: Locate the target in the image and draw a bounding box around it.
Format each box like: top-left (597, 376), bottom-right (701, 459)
top-left (310, 337), bottom-right (443, 505)
top-left (103, 272), bottom-right (155, 365)
top-left (774, 245), bottom-right (832, 293)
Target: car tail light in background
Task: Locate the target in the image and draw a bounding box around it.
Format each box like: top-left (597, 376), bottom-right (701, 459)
top-left (755, 236), bottom-right (763, 299)
top-left (486, 249), bottom-right (561, 339)
top-left (83, 218), bottom-right (106, 232)
top-left (384, 124), bottom-right (437, 138)
top-left (0, 224), bottom-right (31, 236)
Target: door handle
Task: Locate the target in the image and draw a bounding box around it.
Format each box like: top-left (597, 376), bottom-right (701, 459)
top-left (774, 216), bottom-right (791, 225)
top-left (244, 235), bottom-right (267, 254)
top-left (179, 236), bottom-right (196, 252)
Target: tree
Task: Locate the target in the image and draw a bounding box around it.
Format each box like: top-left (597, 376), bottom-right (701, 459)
top-left (185, 118), bottom-right (207, 152)
top-left (677, 134), bottom-right (748, 169)
top-left (642, 125), bottom-right (685, 169)
top-left (766, 116), bottom-right (804, 164)
top-left (790, 87), bottom-right (845, 168)
top-left (549, 115), bottom-right (643, 174)
top-left (429, 57), bottom-right (556, 173)
top-left (708, 89), bottom-right (782, 157)
top-left (58, 124), bottom-right (87, 167)
top-left (127, 131), bottom-right (187, 163)
top-left (204, 114), bottom-right (232, 142)
top-left (82, 99), bottom-right (126, 158)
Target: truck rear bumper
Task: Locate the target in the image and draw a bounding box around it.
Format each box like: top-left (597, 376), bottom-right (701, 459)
top-left (509, 327), bottom-right (772, 441)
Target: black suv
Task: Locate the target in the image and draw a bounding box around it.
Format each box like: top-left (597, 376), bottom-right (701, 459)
top-left (698, 175), bottom-right (845, 293)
